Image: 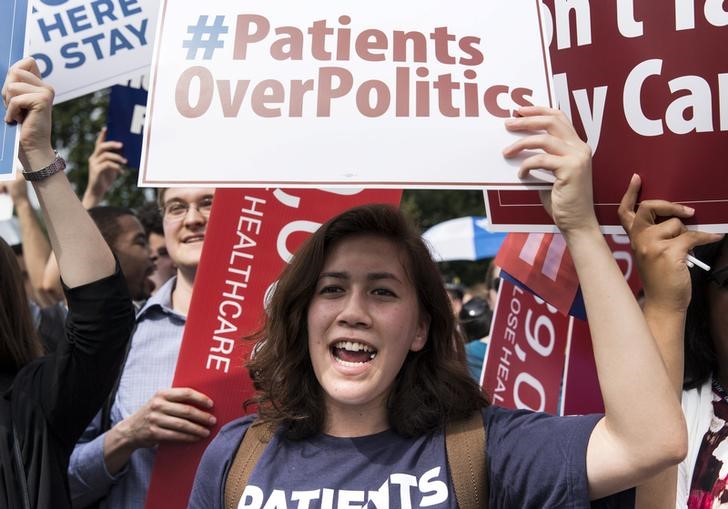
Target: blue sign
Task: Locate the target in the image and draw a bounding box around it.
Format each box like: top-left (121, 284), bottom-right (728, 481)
top-left (106, 84), bottom-right (147, 169)
top-left (1, 0), bottom-right (29, 178)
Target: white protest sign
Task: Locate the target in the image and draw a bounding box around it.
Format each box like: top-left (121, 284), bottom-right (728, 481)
top-left (139, 0), bottom-right (554, 189)
top-left (28, 0), bottom-right (159, 104)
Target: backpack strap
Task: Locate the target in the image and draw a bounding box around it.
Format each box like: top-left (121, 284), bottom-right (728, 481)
top-left (223, 415), bottom-right (486, 509)
top-left (446, 411), bottom-right (488, 509)
top-left (224, 420), bottom-right (274, 509)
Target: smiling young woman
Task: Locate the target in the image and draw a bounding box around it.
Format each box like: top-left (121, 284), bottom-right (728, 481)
top-left (188, 108), bottom-right (688, 509)
top-left (247, 204), bottom-right (483, 441)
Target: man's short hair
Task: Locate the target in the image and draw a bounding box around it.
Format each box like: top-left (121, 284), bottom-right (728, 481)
top-left (156, 188), bottom-right (167, 209)
top-left (135, 201), bottom-right (164, 236)
top-left (87, 206), bottom-right (137, 248)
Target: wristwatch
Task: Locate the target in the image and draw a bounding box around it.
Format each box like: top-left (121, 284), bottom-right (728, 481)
top-left (22, 152), bottom-right (66, 182)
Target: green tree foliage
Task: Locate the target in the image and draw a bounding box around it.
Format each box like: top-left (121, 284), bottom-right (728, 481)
top-left (52, 89), bottom-right (148, 209)
top-left (402, 189), bottom-right (493, 288)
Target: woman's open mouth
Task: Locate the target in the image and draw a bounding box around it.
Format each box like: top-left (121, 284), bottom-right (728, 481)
top-left (331, 341), bottom-right (377, 367)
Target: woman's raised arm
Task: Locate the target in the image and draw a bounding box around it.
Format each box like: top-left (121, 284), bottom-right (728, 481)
top-left (2, 57), bottom-right (115, 287)
top-left (503, 106), bottom-right (687, 499)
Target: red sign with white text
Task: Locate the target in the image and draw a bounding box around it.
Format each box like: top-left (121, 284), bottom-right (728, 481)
top-left (495, 232), bottom-right (579, 317)
top-left (486, 1), bottom-right (728, 231)
top-left (482, 279), bottom-right (570, 414)
top-left (495, 232), bottom-right (642, 318)
top-left (145, 188), bottom-right (402, 509)
top-left (489, 232), bottom-right (643, 416)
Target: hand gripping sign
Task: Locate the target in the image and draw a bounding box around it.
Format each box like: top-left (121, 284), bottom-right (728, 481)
top-left (144, 187), bottom-right (401, 509)
top-left (139, 0), bottom-right (554, 189)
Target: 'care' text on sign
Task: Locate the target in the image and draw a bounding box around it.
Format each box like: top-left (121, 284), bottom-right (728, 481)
top-left (140, 0), bottom-right (553, 188)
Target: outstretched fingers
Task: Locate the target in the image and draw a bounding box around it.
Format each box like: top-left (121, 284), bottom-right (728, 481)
top-left (505, 106), bottom-right (581, 143)
top-left (503, 106), bottom-right (591, 181)
top-left (677, 230), bottom-right (725, 256)
top-left (617, 174), bottom-right (641, 231)
top-left (503, 133), bottom-right (571, 179)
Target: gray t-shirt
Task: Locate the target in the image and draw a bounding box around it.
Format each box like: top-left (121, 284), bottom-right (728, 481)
top-left (188, 407), bottom-right (634, 508)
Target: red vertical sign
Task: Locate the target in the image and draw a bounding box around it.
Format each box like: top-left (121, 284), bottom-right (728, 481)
top-left (145, 188), bottom-right (402, 509)
top-left (489, 232), bottom-right (642, 415)
top-left (482, 279), bottom-right (570, 414)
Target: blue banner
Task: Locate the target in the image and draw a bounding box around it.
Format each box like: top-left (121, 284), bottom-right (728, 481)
top-left (1, 0), bottom-right (29, 178)
top-left (106, 83), bottom-right (147, 169)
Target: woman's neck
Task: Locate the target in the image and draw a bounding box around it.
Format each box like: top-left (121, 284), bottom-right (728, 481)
top-left (323, 397), bottom-right (389, 437)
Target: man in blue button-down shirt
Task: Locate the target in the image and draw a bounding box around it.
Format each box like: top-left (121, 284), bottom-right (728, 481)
top-left (68, 188), bottom-right (218, 509)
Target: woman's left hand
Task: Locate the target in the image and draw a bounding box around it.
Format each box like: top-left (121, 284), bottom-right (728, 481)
top-left (2, 57), bottom-right (55, 169)
top-left (503, 106), bottom-right (597, 235)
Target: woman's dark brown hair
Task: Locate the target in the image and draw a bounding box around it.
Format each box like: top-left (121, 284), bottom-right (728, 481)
top-left (684, 236), bottom-right (727, 389)
top-left (0, 238), bottom-right (43, 373)
top-left (247, 204), bottom-right (488, 439)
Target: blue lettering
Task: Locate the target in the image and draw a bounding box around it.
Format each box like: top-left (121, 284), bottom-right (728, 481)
top-left (126, 19), bottom-right (148, 46)
top-left (37, 13), bottom-right (67, 43)
top-left (37, 0), bottom-right (68, 6)
top-left (109, 28), bottom-right (133, 56)
top-left (60, 42), bottom-right (86, 69)
top-left (30, 53), bottom-right (53, 79)
top-left (81, 33), bottom-right (106, 59)
top-left (66, 5), bottom-right (92, 32)
top-left (119, 0), bottom-right (142, 17)
top-left (91, 0), bottom-right (117, 25)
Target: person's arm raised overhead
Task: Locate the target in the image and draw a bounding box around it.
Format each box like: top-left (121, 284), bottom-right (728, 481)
top-left (2, 56), bottom-right (135, 508)
top-left (503, 106), bottom-right (687, 499)
top-left (618, 175), bottom-right (722, 509)
top-left (81, 127), bottom-right (126, 209)
top-left (2, 57), bottom-right (115, 286)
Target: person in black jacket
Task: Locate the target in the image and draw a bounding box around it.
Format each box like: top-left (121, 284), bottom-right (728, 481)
top-left (0, 57), bottom-right (135, 508)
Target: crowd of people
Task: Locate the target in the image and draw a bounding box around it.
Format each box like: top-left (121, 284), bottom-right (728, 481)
top-left (1, 56), bottom-right (726, 509)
